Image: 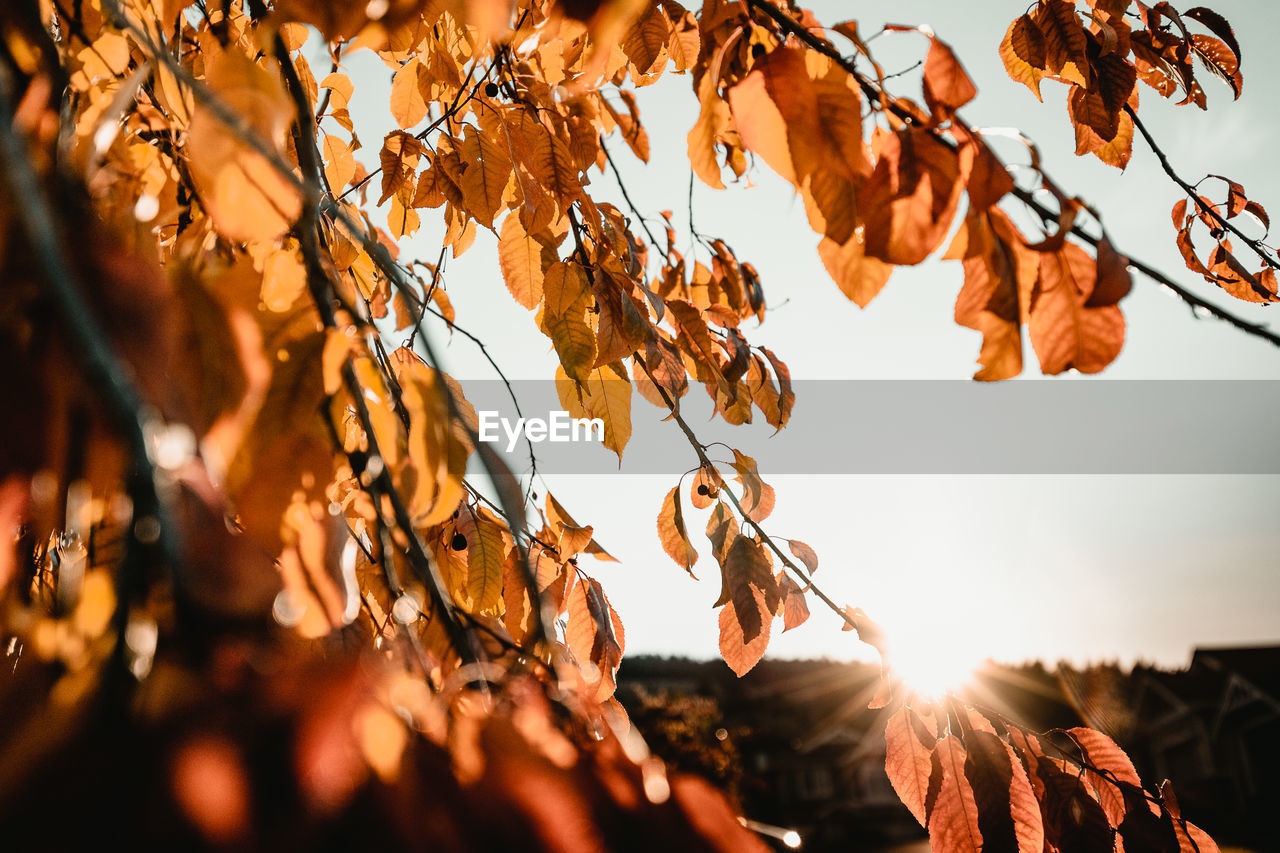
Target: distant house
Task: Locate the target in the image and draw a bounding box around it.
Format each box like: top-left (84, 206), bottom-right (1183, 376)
top-left (1128, 645), bottom-right (1280, 846)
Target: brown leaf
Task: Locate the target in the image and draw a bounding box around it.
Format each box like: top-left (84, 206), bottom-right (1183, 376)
top-left (962, 729), bottom-right (1045, 853)
top-left (1030, 242), bottom-right (1125, 374)
top-left (779, 575), bottom-right (809, 632)
top-left (786, 539), bottom-right (818, 574)
top-left (1036, 0), bottom-right (1091, 87)
top-left (541, 261), bottom-right (597, 383)
top-left (1001, 14), bottom-right (1048, 100)
top-left (718, 585), bottom-right (771, 677)
top-left (657, 486), bottom-right (698, 577)
top-left (923, 36), bottom-right (978, 115)
top-left (719, 534), bottom-right (779, 644)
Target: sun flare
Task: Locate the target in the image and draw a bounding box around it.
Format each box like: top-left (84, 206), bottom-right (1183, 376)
top-left (885, 629), bottom-right (986, 699)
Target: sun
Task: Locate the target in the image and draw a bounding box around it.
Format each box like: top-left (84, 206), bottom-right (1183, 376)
top-left (884, 627), bottom-right (985, 699)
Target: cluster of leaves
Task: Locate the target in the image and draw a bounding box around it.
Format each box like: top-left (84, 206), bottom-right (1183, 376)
top-left (885, 703), bottom-right (1219, 853)
top-left (1001, 0), bottom-right (1279, 302)
top-left (1172, 175), bottom-right (1277, 302)
top-left (0, 0), bottom-right (1267, 847)
top-left (1001, 0), bottom-right (1242, 167)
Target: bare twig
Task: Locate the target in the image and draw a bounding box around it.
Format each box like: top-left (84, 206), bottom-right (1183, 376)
top-left (600, 138), bottom-right (671, 265)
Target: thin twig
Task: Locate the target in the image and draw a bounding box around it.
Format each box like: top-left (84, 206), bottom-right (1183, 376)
top-left (634, 359), bottom-right (857, 631)
top-left (1012, 186), bottom-right (1280, 347)
top-left (600, 138), bottom-right (671, 265)
top-left (1128, 105), bottom-right (1278, 272)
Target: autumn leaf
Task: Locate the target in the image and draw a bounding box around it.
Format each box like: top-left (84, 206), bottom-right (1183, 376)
top-left (541, 261), bottom-right (598, 383)
top-left (962, 730), bottom-right (1044, 853)
top-left (1001, 14), bottom-right (1048, 100)
top-left (949, 208), bottom-right (1039, 381)
top-left (1030, 242), bottom-right (1126, 375)
top-left (555, 361), bottom-right (633, 460)
top-left (717, 585), bottom-right (771, 677)
top-left (657, 486), bottom-right (698, 576)
top-left (818, 231), bottom-right (894, 308)
top-left (885, 706), bottom-right (939, 827)
top-left (390, 57), bottom-right (428, 129)
top-left (379, 130), bottom-right (424, 206)
top-left (1036, 0), bottom-right (1091, 88)
top-left (457, 123), bottom-right (513, 229)
top-left (497, 214), bottom-right (551, 309)
top-left (687, 71), bottom-right (730, 190)
top-left (186, 48), bottom-right (301, 243)
top-left (456, 507), bottom-right (507, 614)
top-left (923, 36), bottom-right (978, 115)
top-left (929, 736), bottom-right (984, 853)
top-left (779, 574), bottom-right (809, 632)
top-left (566, 576), bottom-right (625, 700)
top-left (716, 534), bottom-right (778, 644)
top-left (862, 128), bottom-right (967, 266)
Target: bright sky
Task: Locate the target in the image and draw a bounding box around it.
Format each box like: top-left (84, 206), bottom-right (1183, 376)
top-left (335, 0), bottom-right (1280, 671)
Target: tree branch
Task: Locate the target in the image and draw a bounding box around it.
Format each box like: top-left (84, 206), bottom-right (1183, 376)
top-left (634, 360), bottom-right (858, 632)
top-left (744, 0), bottom-right (1280, 351)
top-left (1127, 105), bottom-right (1278, 272)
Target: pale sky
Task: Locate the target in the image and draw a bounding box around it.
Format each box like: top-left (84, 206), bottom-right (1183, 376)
top-left (333, 0), bottom-right (1280, 670)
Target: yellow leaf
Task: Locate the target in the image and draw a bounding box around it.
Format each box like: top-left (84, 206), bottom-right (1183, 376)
top-left (390, 57), bottom-right (428, 129)
top-left (688, 72), bottom-right (728, 189)
top-left (399, 358), bottom-right (466, 527)
top-left (540, 261), bottom-right (597, 382)
top-left (261, 246), bottom-right (308, 312)
top-left (379, 130), bottom-right (423, 206)
top-left (186, 49), bottom-right (302, 243)
top-left (555, 361), bottom-right (632, 461)
top-left (456, 508), bottom-right (506, 614)
top-left (497, 215), bottom-right (550, 309)
top-left (657, 486), bottom-right (698, 576)
top-left (818, 231), bottom-right (893, 308)
top-left (322, 133), bottom-right (356, 191)
top-left (457, 124), bottom-right (513, 229)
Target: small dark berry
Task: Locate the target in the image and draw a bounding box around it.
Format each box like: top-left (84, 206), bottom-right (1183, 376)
top-left (697, 484), bottom-right (709, 496)
top-left (451, 532), bottom-right (468, 550)
top-left (485, 82), bottom-right (500, 98)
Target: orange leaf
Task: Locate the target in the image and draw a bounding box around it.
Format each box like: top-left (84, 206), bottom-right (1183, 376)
top-left (923, 36), bottom-right (978, 115)
top-left (1000, 14), bottom-right (1047, 100)
top-left (717, 585), bottom-right (771, 677)
top-left (928, 736), bottom-right (984, 853)
top-left (1029, 243), bottom-right (1125, 374)
top-left (657, 486), bottom-right (698, 577)
top-left (885, 706), bottom-right (939, 827)
top-left (186, 49), bottom-right (301, 243)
